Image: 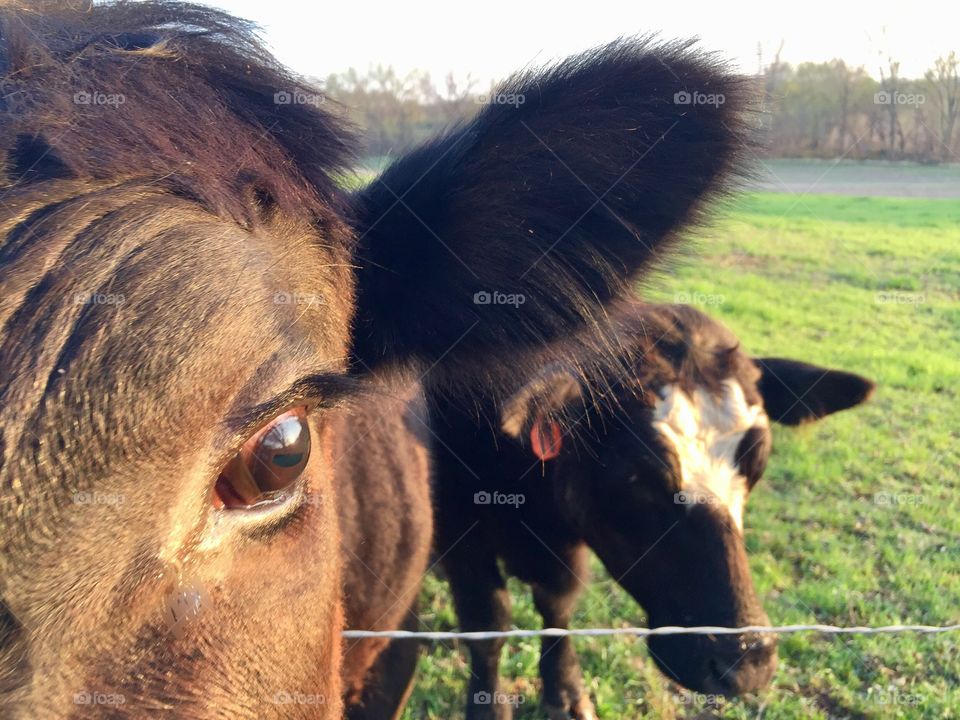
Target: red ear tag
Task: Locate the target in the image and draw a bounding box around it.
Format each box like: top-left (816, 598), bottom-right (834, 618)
top-left (530, 415), bottom-right (563, 461)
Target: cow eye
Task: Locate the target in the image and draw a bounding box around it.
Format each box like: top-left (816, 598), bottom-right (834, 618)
top-left (214, 408), bottom-right (311, 509)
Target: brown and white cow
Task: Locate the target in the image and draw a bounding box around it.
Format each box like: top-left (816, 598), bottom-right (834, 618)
top-left (426, 302), bottom-right (874, 719)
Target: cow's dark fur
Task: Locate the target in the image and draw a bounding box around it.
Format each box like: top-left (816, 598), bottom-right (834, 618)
top-left (0, 3), bottom-right (755, 717)
top-left (334, 380), bottom-right (432, 718)
top-left (426, 302), bottom-right (874, 719)
top-left (351, 38), bottom-right (753, 392)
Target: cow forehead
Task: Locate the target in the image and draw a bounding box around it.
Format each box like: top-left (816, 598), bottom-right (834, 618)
top-left (0, 204), bottom-right (351, 510)
top-left (651, 379), bottom-right (768, 531)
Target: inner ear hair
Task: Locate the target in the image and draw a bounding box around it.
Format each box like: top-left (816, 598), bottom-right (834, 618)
top-left (236, 174), bottom-right (281, 227)
top-left (501, 365), bottom-right (583, 438)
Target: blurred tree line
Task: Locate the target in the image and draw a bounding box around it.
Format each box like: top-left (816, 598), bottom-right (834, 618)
top-left (320, 66), bottom-right (479, 163)
top-left (760, 48), bottom-right (958, 162)
top-left (318, 50), bottom-right (959, 163)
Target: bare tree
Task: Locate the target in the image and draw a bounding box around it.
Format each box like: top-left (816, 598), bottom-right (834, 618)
top-left (879, 57), bottom-right (906, 156)
top-left (442, 72), bottom-right (479, 123)
top-left (926, 52), bottom-right (960, 160)
top-left (835, 60), bottom-right (850, 154)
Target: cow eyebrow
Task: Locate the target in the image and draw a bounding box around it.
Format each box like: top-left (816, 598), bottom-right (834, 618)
top-left (228, 373), bottom-right (366, 438)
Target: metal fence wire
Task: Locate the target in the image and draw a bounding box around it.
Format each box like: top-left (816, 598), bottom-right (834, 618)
top-left (343, 623), bottom-right (960, 640)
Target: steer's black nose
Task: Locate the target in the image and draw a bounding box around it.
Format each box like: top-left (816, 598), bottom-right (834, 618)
top-left (648, 630), bottom-right (778, 696)
top-left (704, 632), bottom-right (778, 695)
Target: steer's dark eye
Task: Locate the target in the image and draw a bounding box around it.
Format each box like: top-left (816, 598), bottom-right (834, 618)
top-left (214, 408), bottom-right (311, 509)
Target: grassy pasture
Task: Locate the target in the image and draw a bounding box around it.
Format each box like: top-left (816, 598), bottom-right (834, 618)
top-left (401, 192), bottom-right (960, 719)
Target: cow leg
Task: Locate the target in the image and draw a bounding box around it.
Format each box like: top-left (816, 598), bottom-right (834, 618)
top-left (444, 549), bottom-right (514, 720)
top-left (531, 544), bottom-right (596, 720)
top-left (346, 605), bottom-right (421, 720)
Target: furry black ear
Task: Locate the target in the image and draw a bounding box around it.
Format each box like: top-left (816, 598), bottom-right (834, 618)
top-left (755, 358), bottom-right (875, 426)
top-left (350, 38), bottom-right (752, 387)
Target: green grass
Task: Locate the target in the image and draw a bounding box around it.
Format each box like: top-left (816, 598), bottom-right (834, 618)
top-left (404, 193), bottom-right (960, 719)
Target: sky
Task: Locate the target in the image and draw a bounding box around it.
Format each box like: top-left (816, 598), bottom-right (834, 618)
top-left (204, 0), bottom-right (956, 87)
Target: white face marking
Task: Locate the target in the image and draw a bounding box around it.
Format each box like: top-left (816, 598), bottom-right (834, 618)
top-left (652, 379), bottom-right (768, 532)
